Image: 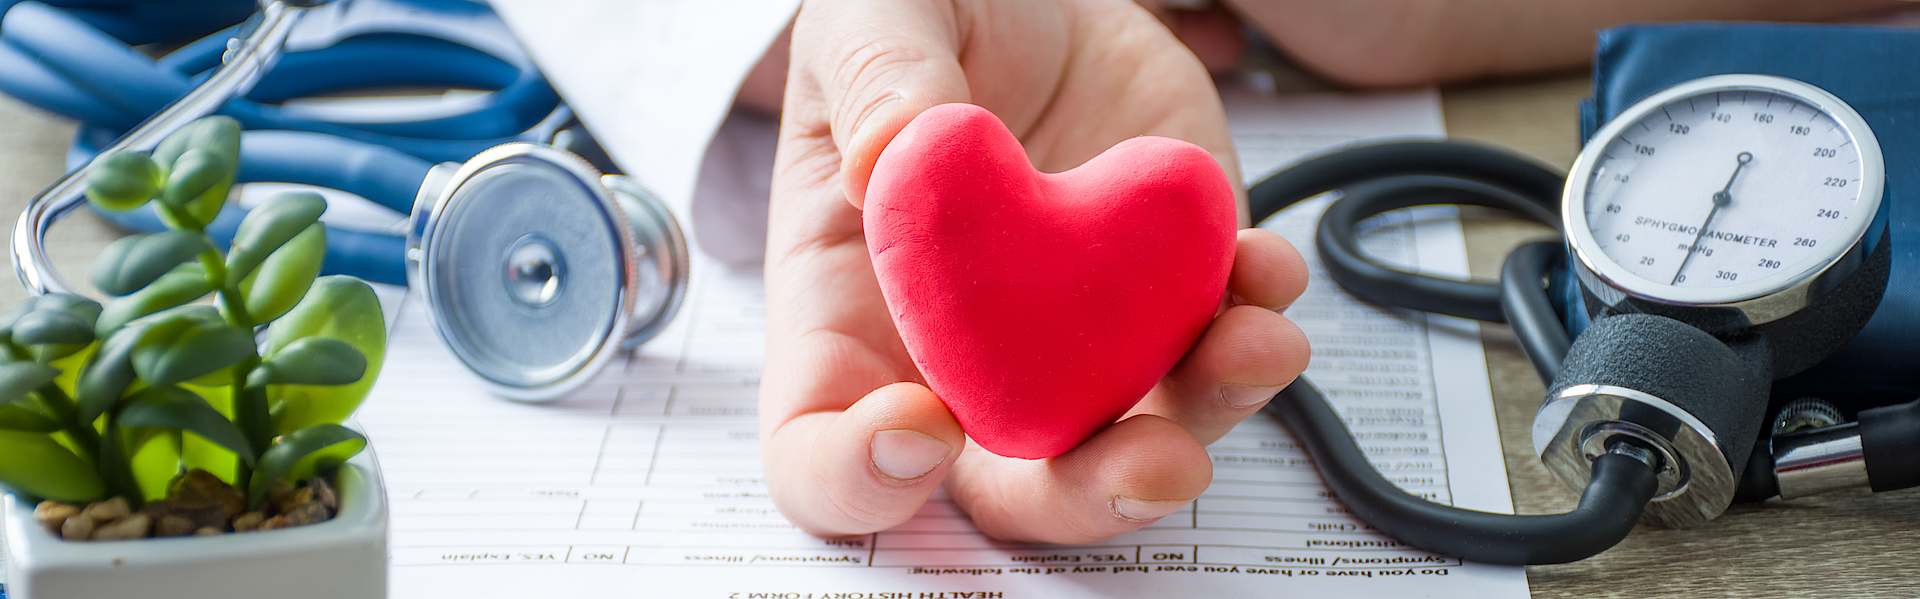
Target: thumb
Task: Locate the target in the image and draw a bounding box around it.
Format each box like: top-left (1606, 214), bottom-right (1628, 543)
top-left (792, 0), bottom-right (972, 210)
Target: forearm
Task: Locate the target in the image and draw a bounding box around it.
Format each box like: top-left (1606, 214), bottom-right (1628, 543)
top-left (1227, 0), bottom-right (1908, 87)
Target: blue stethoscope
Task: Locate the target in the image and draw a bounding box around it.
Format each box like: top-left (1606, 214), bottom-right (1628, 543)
top-left (5, 0), bottom-right (690, 401)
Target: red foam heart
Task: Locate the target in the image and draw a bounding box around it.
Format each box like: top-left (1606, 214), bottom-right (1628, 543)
top-left (865, 103), bottom-right (1237, 459)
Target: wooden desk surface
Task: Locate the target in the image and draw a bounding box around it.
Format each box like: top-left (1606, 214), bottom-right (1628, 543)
top-left (3, 71), bottom-right (1917, 598)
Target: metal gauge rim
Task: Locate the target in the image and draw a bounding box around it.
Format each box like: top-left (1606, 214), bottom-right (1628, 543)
top-left (1562, 74), bottom-right (1885, 309)
top-left (417, 143), bottom-right (642, 402)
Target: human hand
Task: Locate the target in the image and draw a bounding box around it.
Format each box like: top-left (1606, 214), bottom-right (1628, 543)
top-left (762, 0), bottom-right (1311, 544)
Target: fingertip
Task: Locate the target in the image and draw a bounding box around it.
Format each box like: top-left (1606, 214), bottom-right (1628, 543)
top-left (852, 382), bottom-right (966, 483)
top-left (1230, 228), bottom-right (1309, 310)
top-left (957, 415), bottom-right (1212, 544)
top-left (1070, 415), bottom-right (1214, 501)
top-left (839, 95), bottom-right (908, 210)
top-left (1065, 415), bottom-right (1213, 529)
top-left (764, 383), bottom-right (963, 537)
top-left (1144, 305), bottom-right (1310, 444)
top-left (1175, 305), bottom-right (1311, 388)
top-left (795, 1), bottom-right (971, 212)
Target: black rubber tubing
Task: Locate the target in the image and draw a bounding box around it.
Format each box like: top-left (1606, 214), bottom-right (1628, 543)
top-left (1249, 142), bottom-right (1666, 564)
top-left (1262, 380), bottom-right (1660, 565)
top-left (1860, 398), bottom-right (1920, 492)
top-left (1314, 175), bottom-right (1553, 321)
top-left (1250, 140), bottom-right (1563, 324)
top-left (1499, 241), bottom-right (1573, 381)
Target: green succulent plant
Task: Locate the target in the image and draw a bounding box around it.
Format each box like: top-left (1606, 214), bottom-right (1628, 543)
top-left (0, 116), bottom-right (386, 510)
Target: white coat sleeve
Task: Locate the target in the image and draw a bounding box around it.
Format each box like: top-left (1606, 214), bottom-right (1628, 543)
top-left (487, 0), bottom-right (799, 261)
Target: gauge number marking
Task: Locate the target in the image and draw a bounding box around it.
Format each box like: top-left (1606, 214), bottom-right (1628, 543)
top-left (1582, 88), bottom-right (1867, 292)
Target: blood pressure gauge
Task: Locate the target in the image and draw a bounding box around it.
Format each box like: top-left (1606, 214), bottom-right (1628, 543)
top-left (1538, 75), bottom-right (1891, 529)
top-left (1564, 74), bottom-right (1886, 325)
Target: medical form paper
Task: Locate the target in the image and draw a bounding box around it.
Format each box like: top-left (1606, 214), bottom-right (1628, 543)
top-left (0, 86), bottom-right (1527, 599)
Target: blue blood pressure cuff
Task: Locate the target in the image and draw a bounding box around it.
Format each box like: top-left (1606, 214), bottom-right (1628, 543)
top-left (1580, 22), bottom-right (1920, 402)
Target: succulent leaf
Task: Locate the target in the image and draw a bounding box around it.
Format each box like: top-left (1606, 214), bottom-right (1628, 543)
top-left (264, 276), bottom-right (386, 434)
top-left (0, 404), bottom-right (59, 432)
top-left (89, 231), bottom-right (212, 297)
top-left (253, 337), bottom-right (365, 387)
top-left (237, 224), bottom-right (325, 324)
top-left (226, 191), bottom-right (327, 280)
top-left (75, 323), bottom-right (149, 426)
top-left (83, 151), bottom-right (163, 212)
top-left (94, 264), bottom-right (215, 337)
top-left (118, 386), bottom-right (254, 461)
top-left (248, 423), bottom-right (364, 505)
top-left (0, 361), bottom-right (60, 407)
top-left (131, 318), bottom-right (254, 387)
top-left (152, 116), bottom-right (240, 171)
top-left (10, 308), bottom-right (95, 347)
top-left (0, 430), bottom-right (104, 501)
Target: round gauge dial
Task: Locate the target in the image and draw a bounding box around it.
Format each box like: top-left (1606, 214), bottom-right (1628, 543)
top-left (1565, 75), bottom-right (1884, 306)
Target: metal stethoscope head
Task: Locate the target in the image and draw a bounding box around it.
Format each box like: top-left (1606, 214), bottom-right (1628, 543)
top-left (10, 0), bottom-right (691, 401)
top-left (407, 144), bottom-right (689, 401)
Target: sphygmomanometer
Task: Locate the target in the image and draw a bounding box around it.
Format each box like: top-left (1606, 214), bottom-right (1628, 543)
top-left (4, 0), bottom-right (689, 401)
top-left (1255, 23), bottom-right (1920, 564)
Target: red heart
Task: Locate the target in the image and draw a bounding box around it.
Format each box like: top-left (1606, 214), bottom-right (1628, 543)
top-left (865, 103), bottom-right (1238, 459)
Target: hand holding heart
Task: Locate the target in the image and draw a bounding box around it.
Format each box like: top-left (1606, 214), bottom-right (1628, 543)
top-left (866, 103), bottom-right (1241, 459)
top-left (763, 0), bottom-right (1310, 545)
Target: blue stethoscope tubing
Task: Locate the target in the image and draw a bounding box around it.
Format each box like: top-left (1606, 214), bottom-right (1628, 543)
top-left (0, 0), bottom-right (562, 162)
top-left (0, 0), bottom-right (572, 286)
top-left (89, 130), bottom-right (431, 287)
top-left (0, 0), bottom-right (255, 48)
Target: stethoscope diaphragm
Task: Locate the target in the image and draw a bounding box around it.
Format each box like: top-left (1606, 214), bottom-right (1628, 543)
top-left (407, 143), bottom-right (689, 401)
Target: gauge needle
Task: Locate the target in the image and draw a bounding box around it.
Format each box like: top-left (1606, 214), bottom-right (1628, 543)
top-left (1672, 152), bottom-right (1753, 284)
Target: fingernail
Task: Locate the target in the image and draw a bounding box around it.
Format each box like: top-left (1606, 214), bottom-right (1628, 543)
top-left (1112, 497), bottom-right (1188, 522)
top-left (871, 429), bottom-right (951, 481)
top-left (1222, 384), bottom-right (1282, 408)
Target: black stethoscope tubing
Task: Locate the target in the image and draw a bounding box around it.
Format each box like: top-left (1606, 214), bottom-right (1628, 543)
top-left (1248, 140), bottom-right (1658, 565)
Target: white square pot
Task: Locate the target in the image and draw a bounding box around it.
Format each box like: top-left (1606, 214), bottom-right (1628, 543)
top-left (3, 447), bottom-right (387, 599)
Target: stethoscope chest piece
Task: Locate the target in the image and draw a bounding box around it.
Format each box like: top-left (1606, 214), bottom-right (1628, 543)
top-left (407, 143), bottom-right (689, 401)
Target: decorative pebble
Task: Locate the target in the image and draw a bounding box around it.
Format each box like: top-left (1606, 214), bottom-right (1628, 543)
top-left (306, 477), bottom-right (338, 512)
top-left (34, 501), bottom-right (79, 533)
top-left (167, 469), bottom-right (246, 517)
top-left (233, 511), bottom-right (265, 532)
top-left (266, 479), bottom-right (296, 510)
top-left (91, 513), bottom-right (150, 540)
top-left (155, 515), bottom-right (197, 537)
top-left (61, 512), bottom-right (96, 541)
top-left (141, 500), bottom-right (173, 522)
top-left (281, 501), bottom-right (329, 527)
top-left (42, 472), bottom-right (345, 541)
top-left (279, 487), bottom-right (315, 514)
top-left (256, 515), bottom-right (290, 532)
top-left (84, 497), bottom-right (130, 522)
